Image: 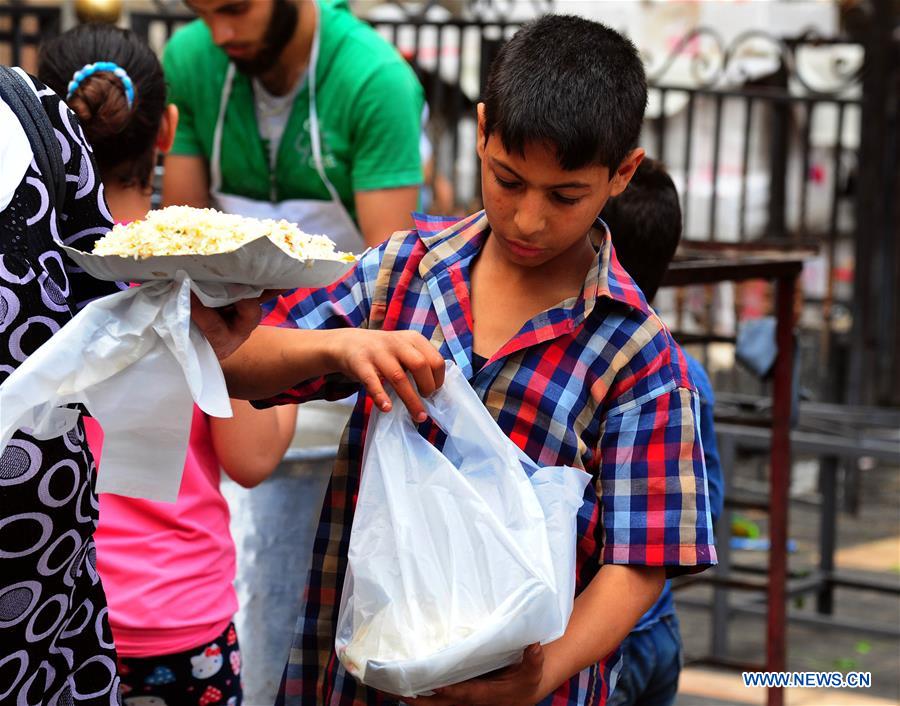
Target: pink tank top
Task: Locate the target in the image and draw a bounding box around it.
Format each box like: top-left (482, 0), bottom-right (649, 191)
top-left (88, 407), bottom-right (238, 656)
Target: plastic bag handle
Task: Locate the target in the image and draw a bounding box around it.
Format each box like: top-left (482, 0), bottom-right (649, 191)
top-left (392, 363), bottom-right (540, 477)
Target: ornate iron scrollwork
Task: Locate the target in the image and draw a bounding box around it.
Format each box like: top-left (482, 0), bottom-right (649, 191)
top-left (645, 26), bottom-right (862, 96)
top-left (371, 0), bottom-right (553, 22)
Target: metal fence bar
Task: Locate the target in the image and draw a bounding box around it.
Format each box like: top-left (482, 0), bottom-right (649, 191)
top-left (0, 5), bottom-right (61, 68)
top-left (682, 91), bottom-right (696, 237)
top-left (821, 102), bottom-right (846, 370)
top-left (709, 94), bottom-right (724, 241)
top-left (848, 1), bottom-right (893, 406)
top-left (815, 456), bottom-right (840, 615)
top-left (738, 96), bottom-right (753, 241)
top-left (765, 271), bottom-right (798, 706)
top-left (798, 101), bottom-right (814, 238)
top-left (653, 83), bottom-right (860, 106)
top-left (656, 88), bottom-right (667, 164)
top-left (387, 22), bottom-right (398, 53)
top-left (451, 24), bottom-right (465, 203)
top-left (767, 97), bottom-right (790, 240)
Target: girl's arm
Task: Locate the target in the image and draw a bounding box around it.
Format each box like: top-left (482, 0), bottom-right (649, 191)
top-left (209, 400), bottom-right (299, 488)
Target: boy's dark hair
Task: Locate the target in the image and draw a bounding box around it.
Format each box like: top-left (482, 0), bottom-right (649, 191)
top-left (38, 25), bottom-right (166, 190)
top-left (601, 158), bottom-right (682, 301)
top-left (482, 15), bottom-right (647, 172)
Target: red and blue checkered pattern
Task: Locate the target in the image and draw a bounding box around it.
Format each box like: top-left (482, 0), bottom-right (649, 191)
top-left (264, 211), bottom-right (716, 706)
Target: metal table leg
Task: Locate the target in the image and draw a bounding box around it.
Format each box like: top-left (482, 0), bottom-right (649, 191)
top-left (766, 274), bottom-right (797, 706)
top-left (816, 456), bottom-right (839, 614)
top-left (711, 434), bottom-right (737, 658)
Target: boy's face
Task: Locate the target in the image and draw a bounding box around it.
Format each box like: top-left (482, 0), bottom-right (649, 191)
top-left (476, 104), bottom-right (643, 269)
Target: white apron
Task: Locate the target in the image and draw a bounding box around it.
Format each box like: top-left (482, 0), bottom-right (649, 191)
top-left (209, 2), bottom-right (363, 253)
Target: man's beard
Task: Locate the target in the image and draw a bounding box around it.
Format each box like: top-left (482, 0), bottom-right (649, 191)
top-left (231, 0), bottom-right (299, 76)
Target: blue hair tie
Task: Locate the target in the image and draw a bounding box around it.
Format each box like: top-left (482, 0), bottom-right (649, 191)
top-left (66, 61), bottom-right (135, 109)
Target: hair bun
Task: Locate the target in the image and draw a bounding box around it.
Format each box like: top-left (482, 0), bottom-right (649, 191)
top-left (68, 72), bottom-right (133, 140)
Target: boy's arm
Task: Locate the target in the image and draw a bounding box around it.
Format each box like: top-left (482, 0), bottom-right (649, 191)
top-left (538, 564), bottom-right (664, 693)
top-left (221, 325), bottom-right (445, 423)
top-left (193, 233), bottom-right (438, 414)
top-left (413, 564), bottom-right (665, 706)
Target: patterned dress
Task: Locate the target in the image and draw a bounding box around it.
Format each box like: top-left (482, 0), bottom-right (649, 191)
top-left (0, 73), bottom-right (121, 705)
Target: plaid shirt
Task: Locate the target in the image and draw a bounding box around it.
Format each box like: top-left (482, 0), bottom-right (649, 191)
top-left (265, 211), bottom-right (717, 706)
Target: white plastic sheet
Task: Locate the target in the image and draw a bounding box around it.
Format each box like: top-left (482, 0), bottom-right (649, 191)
top-left (335, 363), bottom-right (591, 697)
top-left (0, 272), bottom-right (246, 502)
top-left (0, 234), bottom-right (354, 502)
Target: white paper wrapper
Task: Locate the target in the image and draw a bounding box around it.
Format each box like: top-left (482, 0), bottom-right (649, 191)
top-left (0, 273), bottom-right (234, 501)
top-left (0, 242), bottom-right (353, 502)
top-left (62, 236), bottom-right (354, 289)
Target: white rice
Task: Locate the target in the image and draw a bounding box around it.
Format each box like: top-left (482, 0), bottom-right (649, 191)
top-left (92, 205), bottom-right (355, 261)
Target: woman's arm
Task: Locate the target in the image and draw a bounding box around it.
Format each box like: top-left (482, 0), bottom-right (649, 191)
top-left (209, 400), bottom-right (298, 488)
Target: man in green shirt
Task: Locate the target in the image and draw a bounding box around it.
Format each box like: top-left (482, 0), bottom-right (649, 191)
top-left (162, 0), bottom-right (424, 251)
top-left (161, 3), bottom-right (423, 701)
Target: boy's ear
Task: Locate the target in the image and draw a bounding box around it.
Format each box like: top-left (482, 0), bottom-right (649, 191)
top-left (608, 148), bottom-right (645, 198)
top-left (156, 104), bottom-right (179, 154)
top-left (476, 102), bottom-right (486, 160)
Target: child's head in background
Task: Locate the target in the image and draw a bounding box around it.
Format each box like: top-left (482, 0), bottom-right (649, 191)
top-left (600, 157), bottom-right (682, 302)
top-left (38, 24), bottom-right (174, 192)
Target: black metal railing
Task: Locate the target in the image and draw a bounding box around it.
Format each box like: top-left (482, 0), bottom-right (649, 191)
top-left (6, 3), bottom-right (896, 403)
top-left (0, 4), bottom-right (61, 71)
top-left (121, 9), bottom-right (865, 240)
top-left (642, 28), bottom-right (862, 246)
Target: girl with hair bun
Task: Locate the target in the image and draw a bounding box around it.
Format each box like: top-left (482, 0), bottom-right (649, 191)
top-left (39, 24), bottom-right (296, 706)
top-left (39, 24), bottom-right (168, 208)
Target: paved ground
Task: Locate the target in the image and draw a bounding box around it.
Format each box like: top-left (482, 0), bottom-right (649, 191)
top-left (673, 453), bottom-right (900, 706)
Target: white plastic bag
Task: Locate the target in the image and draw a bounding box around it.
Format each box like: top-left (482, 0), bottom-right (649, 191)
top-left (0, 272), bottom-right (244, 502)
top-left (335, 363), bottom-right (591, 697)
top-left (0, 241), bottom-right (353, 502)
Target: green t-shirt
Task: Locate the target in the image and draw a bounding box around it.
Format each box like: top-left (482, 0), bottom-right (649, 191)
top-left (163, 0), bottom-right (423, 220)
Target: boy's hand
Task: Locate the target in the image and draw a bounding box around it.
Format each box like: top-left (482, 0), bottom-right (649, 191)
top-left (329, 329), bottom-right (445, 423)
top-left (410, 644), bottom-right (545, 706)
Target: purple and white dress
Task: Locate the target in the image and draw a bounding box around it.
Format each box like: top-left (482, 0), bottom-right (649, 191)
top-left (0, 71), bottom-right (121, 705)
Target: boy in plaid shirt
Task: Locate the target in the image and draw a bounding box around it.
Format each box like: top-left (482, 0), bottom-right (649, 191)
top-left (214, 14), bottom-right (716, 706)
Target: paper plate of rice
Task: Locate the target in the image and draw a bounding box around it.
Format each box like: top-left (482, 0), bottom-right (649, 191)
top-left (63, 206), bottom-right (357, 289)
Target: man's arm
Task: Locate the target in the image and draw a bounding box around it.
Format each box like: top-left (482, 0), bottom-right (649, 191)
top-left (349, 58), bottom-right (424, 246)
top-left (538, 565), bottom-right (665, 692)
top-left (162, 154), bottom-right (211, 208)
top-left (414, 565), bottom-right (665, 706)
top-left (355, 186), bottom-right (419, 247)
